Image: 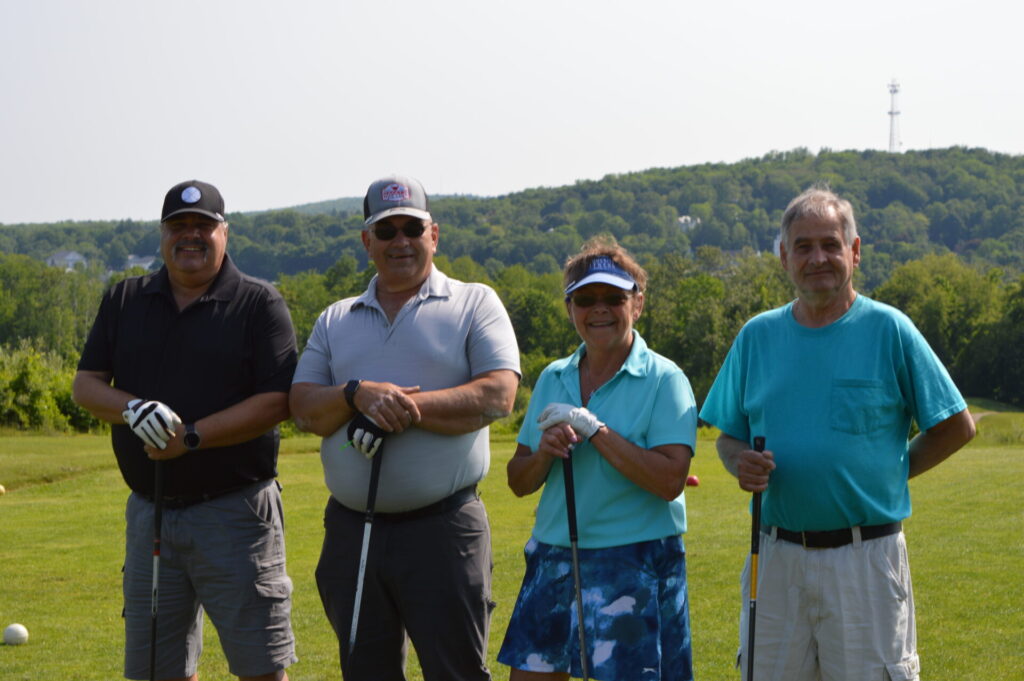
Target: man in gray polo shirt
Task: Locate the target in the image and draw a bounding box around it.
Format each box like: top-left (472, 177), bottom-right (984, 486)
top-left (290, 175), bottom-right (521, 681)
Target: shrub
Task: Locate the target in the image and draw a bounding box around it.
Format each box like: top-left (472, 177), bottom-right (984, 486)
top-left (0, 341), bottom-right (101, 432)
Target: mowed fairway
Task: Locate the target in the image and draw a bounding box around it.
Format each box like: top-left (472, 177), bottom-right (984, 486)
top-left (0, 421), bottom-right (1021, 680)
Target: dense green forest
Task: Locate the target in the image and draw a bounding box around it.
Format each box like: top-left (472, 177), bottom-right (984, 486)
top-left (2, 147), bottom-right (1023, 431)
top-left (4, 147), bottom-right (1024, 285)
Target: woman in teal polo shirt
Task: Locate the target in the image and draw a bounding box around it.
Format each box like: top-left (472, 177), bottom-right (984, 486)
top-left (498, 237), bottom-right (698, 681)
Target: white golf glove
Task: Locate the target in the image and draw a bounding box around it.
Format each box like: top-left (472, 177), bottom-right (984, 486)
top-left (537, 402), bottom-right (605, 440)
top-left (122, 399), bottom-right (182, 450)
top-left (347, 413), bottom-right (385, 459)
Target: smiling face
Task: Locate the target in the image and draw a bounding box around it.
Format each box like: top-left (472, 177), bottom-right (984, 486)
top-left (567, 283), bottom-right (643, 355)
top-left (361, 215), bottom-right (438, 293)
top-left (159, 213), bottom-right (228, 287)
top-left (780, 208), bottom-right (860, 310)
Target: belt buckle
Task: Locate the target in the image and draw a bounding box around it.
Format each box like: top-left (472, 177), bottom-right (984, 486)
top-left (801, 531), bottom-right (808, 549)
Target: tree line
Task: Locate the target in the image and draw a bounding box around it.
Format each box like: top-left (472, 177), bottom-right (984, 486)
top-left (4, 146), bottom-right (1023, 430)
top-left (2, 243), bottom-right (1021, 433)
top-left (3, 147), bottom-right (1023, 289)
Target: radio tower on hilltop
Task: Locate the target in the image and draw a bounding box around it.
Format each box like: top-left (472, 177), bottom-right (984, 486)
top-left (888, 79), bottom-right (902, 153)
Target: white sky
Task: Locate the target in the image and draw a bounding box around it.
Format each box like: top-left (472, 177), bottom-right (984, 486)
top-left (1, 0), bottom-right (1021, 224)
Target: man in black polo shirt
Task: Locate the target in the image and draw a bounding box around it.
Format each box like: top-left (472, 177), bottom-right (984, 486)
top-left (73, 180), bottom-right (298, 681)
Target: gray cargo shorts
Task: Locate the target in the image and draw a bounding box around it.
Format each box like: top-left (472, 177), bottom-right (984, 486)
top-left (123, 479), bottom-right (297, 679)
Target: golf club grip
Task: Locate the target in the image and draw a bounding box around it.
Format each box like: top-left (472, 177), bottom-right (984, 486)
top-left (365, 447), bottom-right (384, 517)
top-left (562, 455), bottom-right (579, 543)
top-left (562, 450), bottom-right (589, 680)
top-left (153, 460), bottom-right (164, 545)
top-left (750, 437), bottom-right (765, 554)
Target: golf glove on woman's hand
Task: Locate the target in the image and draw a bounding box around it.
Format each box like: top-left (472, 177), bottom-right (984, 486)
top-left (537, 402), bottom-right (605, 440)
top-left (122, 399), bottom-right (182, 450)
top-left (347, 413), bottom-right (385, 458)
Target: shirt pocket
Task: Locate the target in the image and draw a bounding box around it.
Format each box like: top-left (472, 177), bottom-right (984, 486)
top-left (829, 378), bottom-right (900, 435)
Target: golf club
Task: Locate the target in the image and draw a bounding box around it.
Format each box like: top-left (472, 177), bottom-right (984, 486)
top-left (747, 436), bottom-right (765, 681)
top-left (563, 447), bottom-right (590, 681)
top-left (149, 460), bottom-right (164, 681)
top-left (348, 446), bottom-right (384, 662)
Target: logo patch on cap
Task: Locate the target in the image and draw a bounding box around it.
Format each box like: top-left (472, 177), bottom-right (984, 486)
top-left (589, 256), bottom-right (618, 272)
top-left (181, 186), bottom-right (202, 204)
top-left (381, 183), bottom-right (411, 203)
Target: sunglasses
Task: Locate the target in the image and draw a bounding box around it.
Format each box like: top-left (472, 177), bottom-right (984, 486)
top-left (569, 292), bottom-right (630, 308)
top-left (372, 222), bottom-right (427, 240)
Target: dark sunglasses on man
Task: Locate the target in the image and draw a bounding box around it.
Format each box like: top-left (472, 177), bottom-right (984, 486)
top-left (372, 221), bottom-right (427, 241)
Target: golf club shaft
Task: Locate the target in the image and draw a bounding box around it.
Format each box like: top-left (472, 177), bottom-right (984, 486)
top-left (150, 460), bottom-right (164, 681)
top-left (348, 449), bottom-right (384, 659)
top-left (562, 450), bottom-right (590, 681)
top-left (747, 436), bottom-right (765, 681)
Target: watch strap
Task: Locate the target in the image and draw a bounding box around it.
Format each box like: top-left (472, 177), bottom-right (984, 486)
top-left (184, 423), bottom-right (200, 450)
top-left (343, 379), bottom-right (361, 411)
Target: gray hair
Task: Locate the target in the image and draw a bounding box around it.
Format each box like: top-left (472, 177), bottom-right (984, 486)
top-left (780, 185), bottom-right (858, 245)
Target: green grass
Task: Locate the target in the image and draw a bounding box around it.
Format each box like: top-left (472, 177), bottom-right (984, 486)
top-left (1, 427), bottom-right (1022, 679)
top-left (965, 397), bottom-right (1021, 414)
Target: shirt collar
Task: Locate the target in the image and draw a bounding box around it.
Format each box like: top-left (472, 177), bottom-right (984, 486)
top-left (566, 329), bottom-right (649, 379)
top-left (354, 265), bottom-right (452, 309)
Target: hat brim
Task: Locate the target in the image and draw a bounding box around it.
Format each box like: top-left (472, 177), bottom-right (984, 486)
top-left (364, 206), bottom-right (433, 226)
top-left (162, 207), bottom-right (225, 223)
top-left (565, 272), bottom-right (637, 295)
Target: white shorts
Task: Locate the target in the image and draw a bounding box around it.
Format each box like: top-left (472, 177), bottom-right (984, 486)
top-left (738, 528), bottom-right (920, 681)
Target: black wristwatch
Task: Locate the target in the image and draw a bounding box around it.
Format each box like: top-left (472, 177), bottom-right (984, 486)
top-left (183, 423), bottom-right (201, 450)
top-left (343, 379), bottom-right (361, 411)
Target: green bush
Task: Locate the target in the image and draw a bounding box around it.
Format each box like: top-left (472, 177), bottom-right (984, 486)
top-left (0, 341), bottom-right (100, 432)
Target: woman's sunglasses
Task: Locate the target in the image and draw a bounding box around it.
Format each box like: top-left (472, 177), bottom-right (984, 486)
top-left (372, 222), bottom-right (427, 240)
top-left (569, 292), bottom-right (630, 308)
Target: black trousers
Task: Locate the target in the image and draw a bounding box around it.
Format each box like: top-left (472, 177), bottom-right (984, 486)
top-left (316, 494), bottom-right (495, 681)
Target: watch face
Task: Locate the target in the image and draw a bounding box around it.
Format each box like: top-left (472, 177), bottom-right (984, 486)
top-left (184, 428), bottom-right (200, 449)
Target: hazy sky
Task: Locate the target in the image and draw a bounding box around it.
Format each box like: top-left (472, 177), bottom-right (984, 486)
top-left (2, 0), bottom-right (1021, 224)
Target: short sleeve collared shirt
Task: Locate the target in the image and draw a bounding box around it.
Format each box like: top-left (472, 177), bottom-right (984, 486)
top-left (519, 332), bottom-right (697, 549)
top-left (78, 255), bottom-right (297, 497)
top-left (293, 266), bottom-right (521, 512)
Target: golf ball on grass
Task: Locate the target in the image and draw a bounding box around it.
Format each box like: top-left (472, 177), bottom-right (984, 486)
top-left (4, 623), bottom-right (28, 645)
top-left (0, 483), bottom-right (6, 495)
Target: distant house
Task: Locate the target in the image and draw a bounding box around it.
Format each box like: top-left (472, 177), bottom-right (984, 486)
top-left (677, 215), bottom-right (701, 232)
top-left (123, 254), bottom-right (157, 271)
top-left (46, 250), bottom-right (87, 271)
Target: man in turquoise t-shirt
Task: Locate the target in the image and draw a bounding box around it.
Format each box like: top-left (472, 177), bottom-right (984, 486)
top-left (700, 186), bottom-right (975, 681)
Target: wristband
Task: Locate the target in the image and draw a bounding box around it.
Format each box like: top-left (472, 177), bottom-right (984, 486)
top-left (343, 379), bottom-right (361, 411)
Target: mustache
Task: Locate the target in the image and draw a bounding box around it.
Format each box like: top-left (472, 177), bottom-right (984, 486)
top-left (174, 240), bottom-right (207, 250)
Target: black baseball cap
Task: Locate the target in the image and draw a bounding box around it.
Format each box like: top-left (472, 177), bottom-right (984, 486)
top-left (161, 180), bottom-right (225, 222)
